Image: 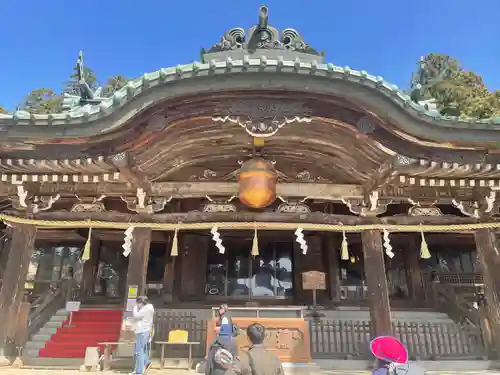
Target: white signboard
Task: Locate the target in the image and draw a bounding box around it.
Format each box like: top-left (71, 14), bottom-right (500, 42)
top-left (65, 301), bottom-right (81, 312)
top-left (126, 298), bottom-right (136, 312)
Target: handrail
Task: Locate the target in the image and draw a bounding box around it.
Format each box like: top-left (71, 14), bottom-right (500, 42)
top-left (431, 282), bottom-right (481, 325)
top-left (26, 279), bottom-right (75, 343)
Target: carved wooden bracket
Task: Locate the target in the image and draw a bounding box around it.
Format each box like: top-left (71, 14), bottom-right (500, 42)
top-left (453, 190), bottom-right (499, 219)
top-left (452, 199), bottom-right (480, 218)
top-left (341, 191), bottom-right (391, 217)
top-left (203, 195), bottom-right (238, 212)
top-left (276, 196), bottom-right (311, 213)
top-left (121, 188), bottom-right (172, 214)
top-left (10, 185), bottom-right (61, 213)
top-left (203, 203), bottom-right (237, 212)
top-left (406, 198), bottom-right (443, 216)
top-left (71, 195), bottom-right (107, 212)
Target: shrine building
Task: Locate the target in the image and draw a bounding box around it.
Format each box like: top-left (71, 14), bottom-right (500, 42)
top-left (0, 5), bottom-right (500, 364)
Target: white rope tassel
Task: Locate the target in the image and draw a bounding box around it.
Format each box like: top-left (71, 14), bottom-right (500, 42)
top-left (340, 226), bottom-right (349, 261)
top-left (383, 228), bottom-right (395, 258)
top-left (210, 226), bottom-right (225, 254)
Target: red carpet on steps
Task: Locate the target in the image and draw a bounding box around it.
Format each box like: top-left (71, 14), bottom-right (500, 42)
top-left (38, 310), bottom-right (123, 358)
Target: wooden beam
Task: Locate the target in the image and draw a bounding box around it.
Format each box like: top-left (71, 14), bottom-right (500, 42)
top-left (7, 182), bottom-right (363, 200)
top-left (362, 156), bottom-right (400, 194)
top-left (0, 224), bottom-right (36, 363)
top-left (361, 229), bottom-right (392, 337)
top-left (110, 152), bottom-right (150, 190)
top-left (32, 211), bottom-right (364, 225)
top-left (27, 210), bottom-right (487, 229)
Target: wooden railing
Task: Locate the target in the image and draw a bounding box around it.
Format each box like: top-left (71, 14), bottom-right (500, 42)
top-left (428, 283), bottom-right (481, 325)
top-left (27, 279), bottom-right (73, 339)
top-left (309, 319), bottom-right (486, 360)
top-left (154, 312), bottom-right (207, 358)
top-left (151, 312), bottom-right (487, 361)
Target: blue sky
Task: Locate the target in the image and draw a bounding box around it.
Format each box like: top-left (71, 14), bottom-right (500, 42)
top-left (1, 0), bottom-right (499, 110)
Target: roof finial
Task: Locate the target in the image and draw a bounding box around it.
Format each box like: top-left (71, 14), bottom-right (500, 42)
top-left (76, 50), bottom-right (95, 101)
top-left (258, 5), bottom-right (269, 30)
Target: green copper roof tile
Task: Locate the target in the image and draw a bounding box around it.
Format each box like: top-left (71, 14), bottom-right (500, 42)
top-left (1, 57), bottom-right (499, 131)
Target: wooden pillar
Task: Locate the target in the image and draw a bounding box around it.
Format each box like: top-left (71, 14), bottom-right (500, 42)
top-left (80, 237), bottom-right (100, 300)
top-left (361, 230), bottom-right (392, 337)
top-left (162, 235), bottom-right (176, 302)
top-left (0, 235), bottom-right (10, 279)
top-left (179, 233), bottom-right (208, 301)
top-left (324, 233), bottom-right (340, 302)
top-left (474, 228), bottom-right (500, 357)
top-left (404, 234), bottom-right (425, 304)
top-left (124, 228), bottom-right (152, 298)
top-left (0, 224), bottom-right (36, 363)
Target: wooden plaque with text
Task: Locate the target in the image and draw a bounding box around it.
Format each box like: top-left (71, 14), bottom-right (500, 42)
top-left (302, 270), bottom-right (326, 290)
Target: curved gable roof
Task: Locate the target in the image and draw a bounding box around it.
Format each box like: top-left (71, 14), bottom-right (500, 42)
top-left (1, 6), bottom-right (499, 147)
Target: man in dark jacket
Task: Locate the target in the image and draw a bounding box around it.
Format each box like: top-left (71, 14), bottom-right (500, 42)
top-left (206, 324), bottom-right (238, 375)
top-left (226, 323), bottom-right (284, 375)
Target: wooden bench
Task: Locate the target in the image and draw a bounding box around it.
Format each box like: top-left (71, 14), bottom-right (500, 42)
top-left (155, 330), bottom-right (200, 370)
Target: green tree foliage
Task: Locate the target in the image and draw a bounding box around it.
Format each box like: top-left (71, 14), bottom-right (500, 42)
top-left (21, 88), bottom-right (62, 114)
top-left (0, 106), bottom-right (7, 114)
top-left (17, 65), bottom-right (129, 114)
top-left (102, 75), bottom-right (129, 96)
top-left (64, 66), bottom-right (99, 95)
top-left (411, 53), bottom-right (500, 118)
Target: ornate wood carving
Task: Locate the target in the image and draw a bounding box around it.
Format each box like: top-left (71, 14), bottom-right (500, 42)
top-left (408, 205), bottom-right (443, 216)
top-left (71, 195), bottom-right (107, 212)
top-left (207, 317), bottom-right (311, 363)
top-left (9, 185), bottom-right (60, 213)
top-left (294, 170), bottom-right (329, 183)
top-left (276, 203), bottom-right (310, 213)
top-left (276, 197), bottom-right (311, 213)
top-left (213, 100), bottom-right (311, 137)
top-left (202, 203), bottom-right (237, 212)
top-left (341, 191), bottom-right (391, 217)
top-left (121, 188), bottom-right (171, 214)
top-left (189, 169), bottom-right (217, 181)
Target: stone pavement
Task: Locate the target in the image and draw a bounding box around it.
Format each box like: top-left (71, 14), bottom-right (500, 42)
top-left (1, 370), bottom-right (500, 375)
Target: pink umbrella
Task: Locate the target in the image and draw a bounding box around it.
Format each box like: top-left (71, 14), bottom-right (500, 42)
top-left (370, 336), bottom-right (408, 364)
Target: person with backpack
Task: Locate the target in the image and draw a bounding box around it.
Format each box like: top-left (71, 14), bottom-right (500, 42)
top-left (206, 323), bottom-right (238, 375)
top-left (226, 323), bottom-right (284, 375)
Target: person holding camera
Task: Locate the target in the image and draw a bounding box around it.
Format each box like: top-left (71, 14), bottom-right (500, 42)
top-left (131, 296), bottom-right (155, 375)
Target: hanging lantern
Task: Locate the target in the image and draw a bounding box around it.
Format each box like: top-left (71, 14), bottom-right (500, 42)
top-left (238, 158), bottom-right (277, 209)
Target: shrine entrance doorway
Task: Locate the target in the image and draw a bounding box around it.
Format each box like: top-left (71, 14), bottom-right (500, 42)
top-left (205, 232), bottom-right (295, 303)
